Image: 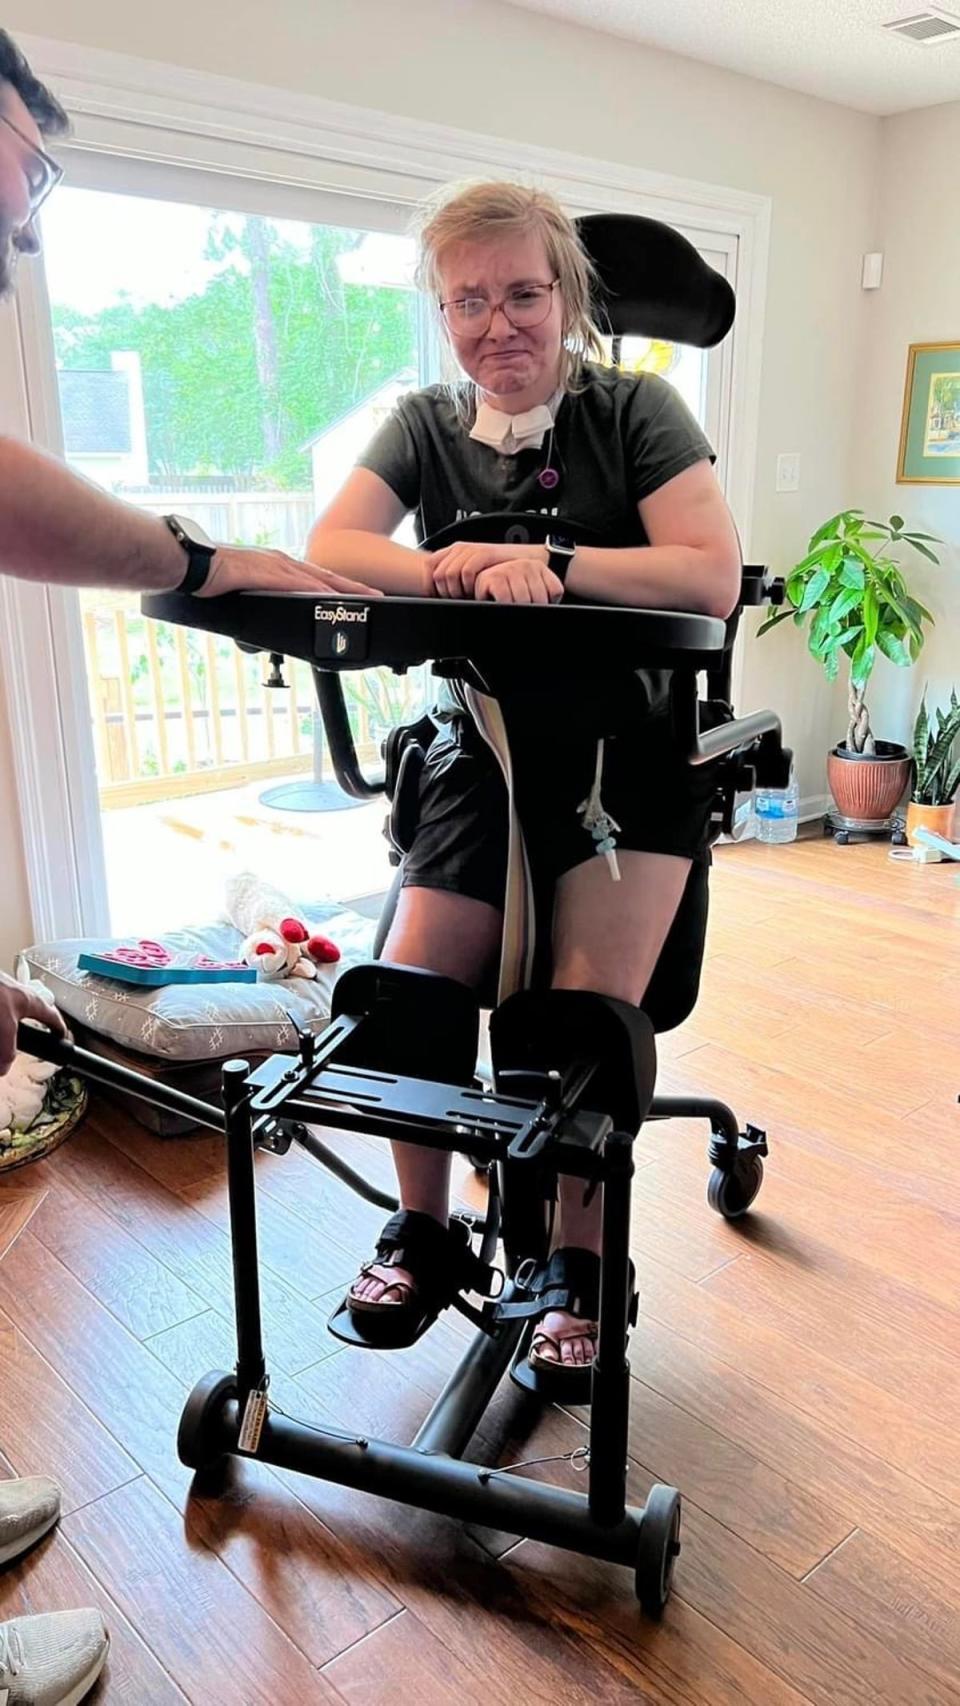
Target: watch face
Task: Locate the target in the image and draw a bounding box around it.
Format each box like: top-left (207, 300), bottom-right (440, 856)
top-left (169, 513), bottom-right (215, 551)
top-left (548, 535), bottom-right (575, 556)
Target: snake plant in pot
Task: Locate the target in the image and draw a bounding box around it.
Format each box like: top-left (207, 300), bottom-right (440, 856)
top-left (759, 510), bottom-right (940, 835)
top-left (906, 688), bottom-right (960, 847)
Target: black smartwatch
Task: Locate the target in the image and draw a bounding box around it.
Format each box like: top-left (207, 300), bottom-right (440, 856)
top-left (545, 533), bottom-right (576, 587)
top-left (163, 514), bottom-right (216, 596)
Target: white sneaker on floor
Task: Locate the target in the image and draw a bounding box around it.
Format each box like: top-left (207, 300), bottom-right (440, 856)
top-left (0, 1610), bottom-right (108, 1706)
top-left (0, 1481), bottom-right (61, 1568)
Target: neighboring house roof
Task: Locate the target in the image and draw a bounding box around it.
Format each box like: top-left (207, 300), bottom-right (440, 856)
top-left (59, 369), bottom-right (132, 456)
top-left (299, 372), bottom-right (415, 451)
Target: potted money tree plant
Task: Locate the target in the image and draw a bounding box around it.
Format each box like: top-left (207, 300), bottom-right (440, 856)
top-left (759, 509), bottom-right (939, 840)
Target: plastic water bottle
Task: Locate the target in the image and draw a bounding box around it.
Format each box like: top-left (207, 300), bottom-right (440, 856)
top-left (754, 774), bottom-right (799, 844)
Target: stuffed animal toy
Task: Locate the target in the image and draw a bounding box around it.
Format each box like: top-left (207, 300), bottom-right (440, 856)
top-left (0, 979), bottom-right (62, 1135)
top-left (241, 916), bottom-right (340, 982)
top-left (226, 873), bottom-right (341, 983)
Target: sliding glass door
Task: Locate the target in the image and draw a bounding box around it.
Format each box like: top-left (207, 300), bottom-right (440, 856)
top-left (36, 174), bottom-right (433, 933)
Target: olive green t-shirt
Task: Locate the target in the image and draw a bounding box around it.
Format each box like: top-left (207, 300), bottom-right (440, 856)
top-left (357, 363), bottom-right (714, 546)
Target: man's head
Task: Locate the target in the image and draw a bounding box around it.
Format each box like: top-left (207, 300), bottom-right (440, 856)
top-left (0, 30), bottom-right (67, 299)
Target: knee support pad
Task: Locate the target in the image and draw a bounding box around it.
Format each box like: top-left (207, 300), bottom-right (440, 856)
top-left (489, 988), bottom-right (657, 1135)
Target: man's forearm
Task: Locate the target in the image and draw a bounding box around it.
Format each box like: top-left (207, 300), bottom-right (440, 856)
top-left (306, 526), bottom-right (433, 597)
top-left (0, 436), bottom-right (186, 591)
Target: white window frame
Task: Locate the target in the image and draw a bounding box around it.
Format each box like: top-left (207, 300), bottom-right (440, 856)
top-left (0, 34), bottom-right (770, 941)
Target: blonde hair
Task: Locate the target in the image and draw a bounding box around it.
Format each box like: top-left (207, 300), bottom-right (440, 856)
top-left (414, 180), bottom-right (605, 410)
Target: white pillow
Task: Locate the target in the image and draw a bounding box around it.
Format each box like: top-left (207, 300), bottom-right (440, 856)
top-left (17, 906), bottom-right (376, 1063)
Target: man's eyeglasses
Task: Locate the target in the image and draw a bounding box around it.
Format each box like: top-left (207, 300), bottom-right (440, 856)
top-left (439, 280), bottom-right (559, 338)
top-left (0, 111), bottom-right (63, 216)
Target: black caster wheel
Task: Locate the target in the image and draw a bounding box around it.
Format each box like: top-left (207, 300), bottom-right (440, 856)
top-left (707, 1157), bottom-right (764, 1221)
top-left (834, 830), bottom-right (850, 845)
top-left (177, 1370), bottom-right (237, 1471)
top-left (636, 1483), bottom-right (682, 1616)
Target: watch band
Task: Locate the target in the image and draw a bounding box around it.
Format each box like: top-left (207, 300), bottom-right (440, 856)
top-left (163, 515), bottom-right (215, 596)
top-left (545, 535), bottom-right (576, 586)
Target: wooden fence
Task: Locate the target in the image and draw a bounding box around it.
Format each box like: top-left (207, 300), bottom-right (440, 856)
top-left (81, 596), bottom-right (427, 808)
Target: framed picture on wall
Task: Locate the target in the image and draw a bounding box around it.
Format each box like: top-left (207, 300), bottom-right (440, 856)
top-left (897, 341), bottom-right (960, 484)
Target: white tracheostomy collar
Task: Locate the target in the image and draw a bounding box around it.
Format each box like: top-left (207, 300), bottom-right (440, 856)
top-left (469, 389), bottom-right (563, 454)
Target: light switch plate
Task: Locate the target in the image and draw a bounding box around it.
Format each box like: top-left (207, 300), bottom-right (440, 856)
top-left (776, 453), bottom-right (800, 493)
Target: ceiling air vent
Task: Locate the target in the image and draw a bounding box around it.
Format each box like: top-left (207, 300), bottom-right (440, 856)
top-left (883, 9), bottom-right (960, 43)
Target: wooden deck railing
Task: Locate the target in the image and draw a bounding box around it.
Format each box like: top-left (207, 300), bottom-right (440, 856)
top-left (81, 595), bottom-right (424, 809)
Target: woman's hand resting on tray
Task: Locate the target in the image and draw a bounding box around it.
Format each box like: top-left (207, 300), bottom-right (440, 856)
top-left (431, 540), bottom-right (563, 604)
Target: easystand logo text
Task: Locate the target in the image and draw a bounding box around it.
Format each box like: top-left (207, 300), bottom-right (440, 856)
top-left (315, 604), bottom-right (370, 623)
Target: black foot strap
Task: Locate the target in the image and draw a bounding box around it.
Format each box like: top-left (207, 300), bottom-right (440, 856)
top-left (329, 1209), bottom-right (501, 1350)
top-left (496, 1246), bottom-right (602, 1323)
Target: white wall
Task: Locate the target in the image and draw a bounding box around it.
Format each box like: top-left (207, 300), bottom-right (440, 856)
top-left (1, 0), bottom-right (883, 962)
top-left (854, 100), bottom-right (960, 750)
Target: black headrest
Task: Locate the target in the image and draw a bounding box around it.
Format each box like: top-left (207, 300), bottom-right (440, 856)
top-left (576, 213), bottom-right (735, 350)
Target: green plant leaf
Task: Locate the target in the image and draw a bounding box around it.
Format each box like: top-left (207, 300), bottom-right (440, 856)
top-left (823, 646), bottom-right (840, 682)
top-left (879, 586), bottom-right (925, 639)
top-left (943, 755), bottom-right (960, 806)
top-left (756, 609), bottom-right (793, 637)
top-left (792, 545), bottom-right (834, 575)
top-left (922, 723), bottom-right (960, 796)
top-left (839, 560), bottom-right (865, 590)
top-left (903, 596), bottom-right (935, 625)
top-left (799, 567), bottom-right (831, 612)
top-left (825, 623), bottom-right (862, 653)
top-left (912, 693), bottom-right (930, 768)
top-left (878, 630), bottom-right (910, 669)
top-left (828, 587), bottom-right (862, 624)
top-left (808, 511), bottom-right (850, 550)
top-left (889, 514), bottom-right (904, 530)
top-left (862, 585), bottom-right (879, 646)
top-left (908, 540), bottom-right (940, 565)
top-left (850, 637), bottom-right (876, 688)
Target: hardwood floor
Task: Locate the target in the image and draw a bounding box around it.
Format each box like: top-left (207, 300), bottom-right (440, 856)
top-left (1, 835), bottom-right (958, 1704)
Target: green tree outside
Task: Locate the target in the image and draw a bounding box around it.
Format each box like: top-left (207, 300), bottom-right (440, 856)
top-left (53, 216), bottom-right (417, 489)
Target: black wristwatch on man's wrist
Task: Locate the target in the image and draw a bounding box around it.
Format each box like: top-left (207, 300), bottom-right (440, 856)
top-left (163, 514), bottom-right (217, 595)
top-left (545, 533), bottom-right (576, 587)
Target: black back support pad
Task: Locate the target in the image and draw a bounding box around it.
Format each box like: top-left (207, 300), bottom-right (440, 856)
top-left (331, 963), bottom-right (481, 1086)
top-left (577, 213), bottom-right (736, 349)
top-left (490, 990), bottom-right (657, 1136)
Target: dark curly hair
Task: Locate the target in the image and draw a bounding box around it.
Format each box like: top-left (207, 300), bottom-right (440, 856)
top-left (0, 30), bottom-right (68, 135)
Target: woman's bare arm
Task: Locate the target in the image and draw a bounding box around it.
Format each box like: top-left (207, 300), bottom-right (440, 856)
top-left (307, 469), bottom-right (434, 597)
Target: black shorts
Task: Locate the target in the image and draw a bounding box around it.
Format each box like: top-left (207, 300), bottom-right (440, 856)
top-left (401, 694), bottom-right (722, 911)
